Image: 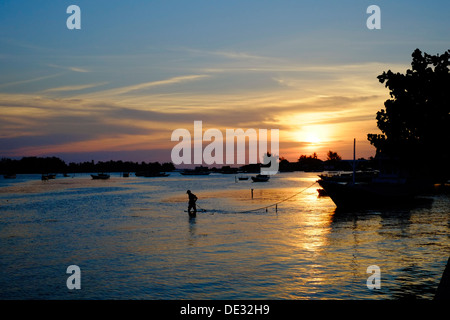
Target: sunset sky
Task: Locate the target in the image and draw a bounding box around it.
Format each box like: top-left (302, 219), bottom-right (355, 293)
top-left (1, 0), bottom-right (449, 165)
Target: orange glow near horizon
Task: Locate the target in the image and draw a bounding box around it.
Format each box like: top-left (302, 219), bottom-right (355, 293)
top-left (0, 61), bottom-right (387, 163)
top-left (0, 93), bottom-right (379, 163)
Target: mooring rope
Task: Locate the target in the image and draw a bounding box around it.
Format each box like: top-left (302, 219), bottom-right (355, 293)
top-left (236, 180), bottom-right (318, 214)
top-left (195, 180), bottom-right (318, 214)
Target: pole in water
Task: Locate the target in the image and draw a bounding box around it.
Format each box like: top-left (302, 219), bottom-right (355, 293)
top-left (353, 138), bottom-right (356, 185)
top-left (276, 204), bottom-right (277, 212)
top-left (251, 188), bottom-right (254, 199)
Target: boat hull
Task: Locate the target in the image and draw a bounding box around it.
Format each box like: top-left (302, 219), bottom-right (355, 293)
top-left (251, 175), bottom-right (270, 182)
top-left (318, 180), bottom-right (422, 209)
top-left (135, 171), bottom-right (169, 177)
top-left (180, 171), bottom-right (210, 175)
top-left (91, 174), bottom-right (110, 180)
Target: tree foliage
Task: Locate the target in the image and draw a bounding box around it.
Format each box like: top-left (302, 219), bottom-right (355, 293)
top-left (326, 151), bottom-right (342, 162)
top-left (367, 49), bottom-right (450, 180)
top-left (0, 157), bottom-right (175, 174)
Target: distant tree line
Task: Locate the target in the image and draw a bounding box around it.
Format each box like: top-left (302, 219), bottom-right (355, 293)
top-left (1, 151), bottom-right (374, 175)
top-left (237, 151), bottom-right (375, 173)
top-left (277, 151), bottom-right (375, 172)
top-left (0, 156), bottom-right (175, 174)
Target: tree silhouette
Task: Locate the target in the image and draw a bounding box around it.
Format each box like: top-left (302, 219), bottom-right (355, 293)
top-left (326, 151), bottom-right (342, 162)
top-left (298, 153), bottom-right (323, 171)
top-left (367, 49), bottom-right (450, 181)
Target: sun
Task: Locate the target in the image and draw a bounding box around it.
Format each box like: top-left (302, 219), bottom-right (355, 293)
top-left (304, 132), bottom-right (321, 144)
top-left (294, 126), bottom-right (328, 145)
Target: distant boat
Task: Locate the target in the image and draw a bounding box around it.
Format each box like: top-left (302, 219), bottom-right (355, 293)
top-left (122, 172), bottom-right (130, 177)
top-left (91, 173), bottom-right (110, 180)
top-left (136, 171), bottom-right (169, 177)
top-left (179, 166), bottom-right (210, 176)
top-left (251, 174), bottom-right (270, 182)
top-left (3, 174), bottom-right (16, 179)
top-left (238, 176), bottom-right (249, 181)
top-left (180, 170), bottom-right (210, 176)
top-left (41, 174), bottom-right (55, 180)
top-left (145, 172), bottom-right (169, 177)
top-left (219, 166), bottom-right (238, 174)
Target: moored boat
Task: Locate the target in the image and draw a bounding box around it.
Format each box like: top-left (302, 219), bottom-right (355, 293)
top-left (180, 169), bottom-right (210, 175)
top-left (316, 138), bottom-right (432, 209)
top-left (91, 173), bottom-right (110, 180)
top-left (251, 174), bottom-right (270, 182)
top-left (179, 166), bottom-right (210, 175)
top-left (136, 171), bottom-right (170, 177)
top-left (41, 174), bottom-right (55, 180)
top-left (318, 170), bottom-right (378, 183)
top-left (180, 171), bottom-right (210, 175)
top-left (317, 174), bottom-right (431, 209)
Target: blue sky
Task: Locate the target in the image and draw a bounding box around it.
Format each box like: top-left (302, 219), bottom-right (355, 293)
top-left (0, 1), bottom-right (449, 163)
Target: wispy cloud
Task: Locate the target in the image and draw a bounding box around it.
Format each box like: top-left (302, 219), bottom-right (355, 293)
top-left (42, 82), bottom-right (109, 93)
top-left (80, 74), bottom-right (211, 99)
top-left (113, 75), bottom-right (210, 94)
top-left (183, 48), bottom-right (276, 61)
top-left (68, 67), bottom-right (90, 73)
top-left (47, 64), bottom-right (90, 73)
top-left (0, 74), bottom-right (62, 88)
top-left (0, 37), bottom-right (51, 53)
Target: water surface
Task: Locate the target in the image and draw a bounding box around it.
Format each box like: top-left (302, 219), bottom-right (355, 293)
top-left (0, 172), bottom-right (448, 299)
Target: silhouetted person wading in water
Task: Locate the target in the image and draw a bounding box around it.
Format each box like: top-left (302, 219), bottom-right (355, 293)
top-left (186, 190), bottom-right (197, 217)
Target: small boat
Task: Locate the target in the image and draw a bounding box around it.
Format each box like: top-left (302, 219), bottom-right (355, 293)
top-left (251, 174), bottom-right (270, 182)
top-left (3, 174), bottom-right (16, 179)
top-left (180, 170), bottom-right (210, 176)
top-left (91, 173), bottom-right (110, 180)
top-left (219, 166), bottom-right (238, 174)
top-left (145, 172), bottom-right (169, 177)
top-left (238, 176), bottom-right (249, 181)
top-left (136, 171), bottom-right (169, 177)
top-left (122, 172), bottom-right (130, 177)
top-left (41, 174), bottom-right (49, 181)
top-left (180, 166), bottom-right (210, 175)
